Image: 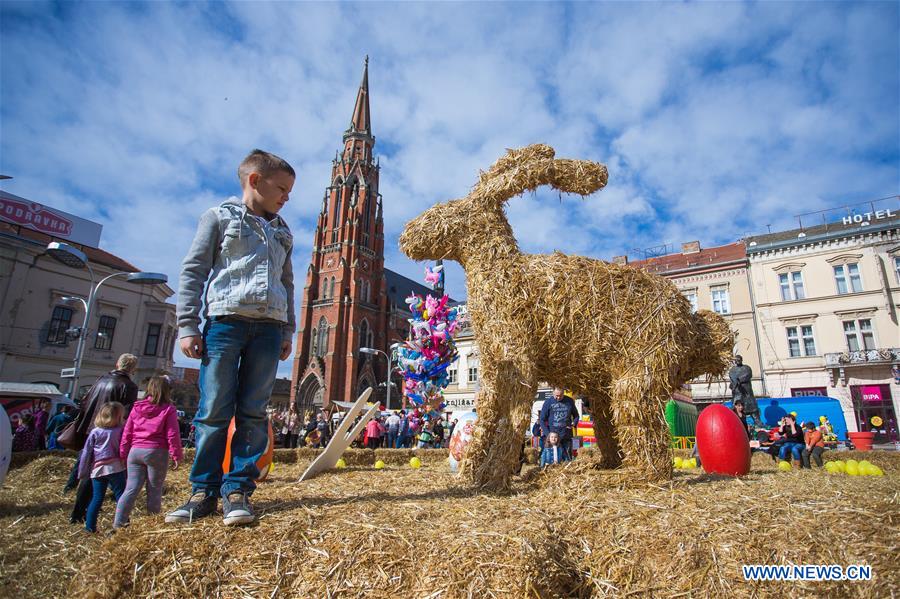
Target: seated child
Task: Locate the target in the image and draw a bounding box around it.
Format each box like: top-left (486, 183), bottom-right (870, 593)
top-left (540, 431), bottom-right (568, 468)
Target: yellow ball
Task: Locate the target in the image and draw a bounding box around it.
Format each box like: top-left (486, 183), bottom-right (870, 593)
top-left (673, 457), bottom-right (684, 469)
top-left (374, 460), bottom-right (385, 470)
top-left (846, 459), bottom-right (859, 469)
top-left (870, 466), bottom-right (884, 476)
top-left (410, 457), bottom-right (422, 469)
top-left (688, 458), bottom-right (697, 468)
top-left (335, 458), bottom-right (346, 469)
top-left (860, 464), bottom-right (876, 476)
top-left (778, 460), bottom-right (792, 472)
top-left (834, 460), bottom-right (846, 473)
top-left (824, 462), bottom-right (838, 473)
top-left (846, 462), bottom-right (860, 476)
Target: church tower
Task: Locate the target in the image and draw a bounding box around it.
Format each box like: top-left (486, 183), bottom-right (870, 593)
top-left (291, 58), bottom-right (389, 413)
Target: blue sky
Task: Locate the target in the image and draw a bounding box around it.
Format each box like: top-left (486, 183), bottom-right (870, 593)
top-left (1, 1), bottom-right (898, 375)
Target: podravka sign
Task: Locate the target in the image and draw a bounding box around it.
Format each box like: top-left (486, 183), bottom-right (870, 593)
top-left (0, 189), bottom-right (102, 247)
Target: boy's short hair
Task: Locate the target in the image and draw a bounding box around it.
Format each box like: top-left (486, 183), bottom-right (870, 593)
top-left (117, 353), bottom-right (138, 373)
top-left (238, 149), bottom-right (295, 183)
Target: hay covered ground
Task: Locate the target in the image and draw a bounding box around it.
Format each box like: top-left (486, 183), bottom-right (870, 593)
top-left (0, 448), bottom-right (897, 598)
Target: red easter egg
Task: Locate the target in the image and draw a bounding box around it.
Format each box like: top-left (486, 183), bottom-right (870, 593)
top-left (696, 404), bottom-right (751, 476)
top-left (222, 418), bottom-right (275, 482)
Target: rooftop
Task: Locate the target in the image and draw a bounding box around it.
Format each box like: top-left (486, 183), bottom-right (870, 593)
top-left (628, 242), bottom-right (747, 275)
top-left (0, 219), bottom-right (139, 273)
top-left (746, 210), bottom-right (900, 254)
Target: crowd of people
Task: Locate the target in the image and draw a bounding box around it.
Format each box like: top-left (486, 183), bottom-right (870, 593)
top-left (729, 399), bottom-right (833, 469)
top-left (269, 405), bottom-right (458, 451)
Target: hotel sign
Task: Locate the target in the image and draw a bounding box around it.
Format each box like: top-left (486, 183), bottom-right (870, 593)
top-left (841, 208), bottom-right (897, 226)
top-left (0, 190), bottom-right (102, 247)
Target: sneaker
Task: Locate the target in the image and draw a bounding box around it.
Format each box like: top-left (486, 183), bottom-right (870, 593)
top-left (222, 492), bottom-right (255, 526)
top-left (165, 492), bottom-right (218, 524)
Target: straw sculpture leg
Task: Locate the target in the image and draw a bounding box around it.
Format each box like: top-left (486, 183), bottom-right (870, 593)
top-left (610, 373), bottom-right (673, 482)
top-left (460, 358), bottom-right (535, 490)
top-left (589, 390), bottom-right (623, 469)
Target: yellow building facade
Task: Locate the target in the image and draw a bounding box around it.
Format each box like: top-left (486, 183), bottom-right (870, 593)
top-left (747, 211), bottom-right (899, 441)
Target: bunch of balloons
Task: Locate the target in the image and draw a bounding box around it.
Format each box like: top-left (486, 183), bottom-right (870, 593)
top-left (824, 458), bottom-right (884, 476)
top-left (396, 266), bottom-right (461, 413)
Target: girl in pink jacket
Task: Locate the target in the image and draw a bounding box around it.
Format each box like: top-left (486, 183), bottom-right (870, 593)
top-left (114, 375), bottom-right (183, 528)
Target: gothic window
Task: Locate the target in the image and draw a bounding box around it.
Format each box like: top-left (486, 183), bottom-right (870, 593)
top-left (362, 188), bottom-right (371, 247)
top-left (311, 328), bottom-right (318, 356)
top-left (359, 319), bottom-right (369, 350)
top-left (316, 317), bottom-right (328, 357)
top-left (321, 279), bottom-right (328, 300)
top-left (330, 277), bottom-right (336, 300)
top-left (331, 183), bottom-right (343, 243)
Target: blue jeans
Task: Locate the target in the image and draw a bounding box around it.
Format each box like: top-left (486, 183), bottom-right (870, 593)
top-left (779, 442), bottom-right (803, 461)
top-left (191, 317), bottom-right (281, 498)
top-left (85, 471), bottom-right (126, 532)
top-left (388, 430), bottom-right (399, 448)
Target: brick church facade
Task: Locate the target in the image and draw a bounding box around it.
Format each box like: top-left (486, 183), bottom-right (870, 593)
top-left (289, 60), bottom-right (432, 414)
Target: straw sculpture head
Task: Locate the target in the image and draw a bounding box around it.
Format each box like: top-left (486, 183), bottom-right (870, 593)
top-left (400, 144), bottom-right (734, 490)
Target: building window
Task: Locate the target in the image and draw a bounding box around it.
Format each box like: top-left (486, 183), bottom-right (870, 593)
top-left (321, 279), bottom-right (328, 300)
top-left (144, 323), bottom-right (162, 356)
top-left (778, 271), bottom-right (805, 301)
top-left (359, 320), bottom-right (369, 350)
top-left (316, 317), bottom-right (328, 357)
top-left (468, 364), bottom-right (479, 383)
top-left (683, 291), bottom-right (698, 313)
top-left (330, 277), bottom-right (336, 300)
top-left (843, 319), bottom-right (876, 352)
top-left (786, 325), bottom-right (816, 357)
top-left (894, 256), bottom-right (900, 283)
top-left (833, 263), bottom-right (862, 294)
top-left (448, 368), bottom-right (457, 384)
top-left (46, 306), bottom-right (73, 344)
top-left (711, 287), bottom-right (730, 315)
top-left (95, 316), bottom-right (116, 350)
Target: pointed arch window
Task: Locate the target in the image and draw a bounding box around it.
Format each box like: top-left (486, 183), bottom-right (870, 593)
top-left (330, 277), bottom-right (336, 300)
top-left (331, 181), bottom-right (343, 243)
top-left (321, 279), bottom-right (328, 300)
top-left (362, 187), bottom-right (371, 247)
top-left (316, 317), bottom-right (328, 357)
top-left (359, 319), bottom-right (369, 350)
top-left (311, 327), bottom-right (318, 356)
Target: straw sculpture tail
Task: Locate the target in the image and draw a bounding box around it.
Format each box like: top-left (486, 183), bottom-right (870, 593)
top-left (399, 144), bottom-right (734, 490)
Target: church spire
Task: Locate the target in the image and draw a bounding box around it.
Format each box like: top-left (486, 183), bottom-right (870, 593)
top-left (344, 56), bottom-right (371, 140)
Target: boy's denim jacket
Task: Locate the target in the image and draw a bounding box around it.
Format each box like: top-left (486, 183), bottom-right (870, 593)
top-left (177, 197), bottom-right (295, 341)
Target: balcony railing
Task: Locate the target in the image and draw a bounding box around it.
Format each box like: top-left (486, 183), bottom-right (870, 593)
top-left (824, 348), bottom-right (899, 366)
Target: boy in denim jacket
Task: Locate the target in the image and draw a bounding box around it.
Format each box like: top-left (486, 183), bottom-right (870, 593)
top-left (168, 149), bottom-right (295, 526)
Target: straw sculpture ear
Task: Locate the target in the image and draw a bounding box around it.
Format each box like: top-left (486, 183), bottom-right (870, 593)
top-left (471, 144), bottom-right (608, 209)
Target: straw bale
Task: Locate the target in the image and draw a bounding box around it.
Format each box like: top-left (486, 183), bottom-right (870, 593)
top-left (399, 144), bottom-right (734, 489)
top-left (1, 451), bottom-right (899, 597)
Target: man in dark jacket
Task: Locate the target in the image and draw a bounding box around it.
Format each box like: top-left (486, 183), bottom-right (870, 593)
top-left (539, 387), bottom-right (579, 460)
top-left (65, 354), bottom-right (139, 523)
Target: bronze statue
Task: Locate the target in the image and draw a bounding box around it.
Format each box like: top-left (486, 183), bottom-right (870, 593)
top-left (729, 355), bottom-right (761, 426)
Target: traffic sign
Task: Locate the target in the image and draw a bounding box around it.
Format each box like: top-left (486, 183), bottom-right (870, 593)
top-left (60, 367), bottom-right (77, 378)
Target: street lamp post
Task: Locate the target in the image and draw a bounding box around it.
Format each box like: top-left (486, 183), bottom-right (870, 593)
top-left (45, 242), bottom-right (168, 399)
top-left (360, 343), bottom-right (400, 410)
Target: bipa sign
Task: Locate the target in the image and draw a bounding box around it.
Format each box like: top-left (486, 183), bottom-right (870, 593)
top-left (0, 190), bottom-right (102, 247)
top-left (859, 385), bottom-right (883, 404)
top-left (842, 209), bottom-right (897, 226)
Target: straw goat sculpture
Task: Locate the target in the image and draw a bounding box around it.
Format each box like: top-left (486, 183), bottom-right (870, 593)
top-left (399, 144), bottom-right (734, 490)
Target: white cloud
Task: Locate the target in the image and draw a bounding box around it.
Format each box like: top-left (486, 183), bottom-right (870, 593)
top-left (1, 1), bottom-right (897, 377)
